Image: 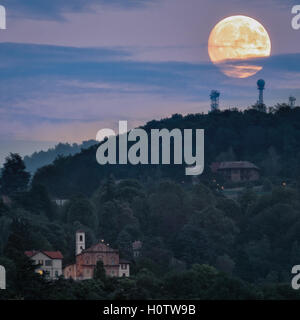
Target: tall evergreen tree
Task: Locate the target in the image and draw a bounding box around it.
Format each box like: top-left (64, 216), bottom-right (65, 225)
top-left (0, 153), bottom-right (30, 197)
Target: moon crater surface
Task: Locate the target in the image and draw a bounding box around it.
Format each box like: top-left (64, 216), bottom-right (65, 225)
top-left (208, 16), bottom-right (271, 78)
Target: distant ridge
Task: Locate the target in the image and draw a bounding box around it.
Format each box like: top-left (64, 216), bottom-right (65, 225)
top-left (24, 140), bottom-right (98, 173)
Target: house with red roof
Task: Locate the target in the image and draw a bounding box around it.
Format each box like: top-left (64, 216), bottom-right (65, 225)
top-left (25, 250), bottom-right (63, 280)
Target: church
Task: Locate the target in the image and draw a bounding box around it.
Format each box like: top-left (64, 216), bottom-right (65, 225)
top-left (63, 231), bottom-right (130, 280)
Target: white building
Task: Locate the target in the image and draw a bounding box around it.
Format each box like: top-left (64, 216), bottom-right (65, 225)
top-left (119, 260), bottom-right (130, 277)
top-left (132, 240), bottom-right (142, 258)
top-left (63, 231), bottom-right (130, 280)
top-left (25, 250), bottom-right (63, 280)
top-left (0, 265), bottom-right (5, 289)
top-left (53, 199), bottom-right (69, 206)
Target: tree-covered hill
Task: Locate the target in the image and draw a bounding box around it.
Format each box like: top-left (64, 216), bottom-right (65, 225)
top-left (1, 105), bottom-right (300, 300)
top-left (32, 106), bottom-right (300, 197)
top-left (23, 140), bottom-right (97, 174)
top-left (1, 157), bottom-right (300, 299)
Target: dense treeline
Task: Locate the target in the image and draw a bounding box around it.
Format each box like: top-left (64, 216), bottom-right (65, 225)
top-left (0, 162), bottom-right (300, 297)
top-left (1, 175), bottom-right (300, 299)
top-left (23, 140), bottom-right (97, 174)
top-left (1, 106), bottom-right (300, 299)
top-left (32, 106), bottom-right (300, 197)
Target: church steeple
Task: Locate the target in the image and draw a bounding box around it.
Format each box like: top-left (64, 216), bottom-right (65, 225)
top-left (76, 230), bottom-right (85, 256)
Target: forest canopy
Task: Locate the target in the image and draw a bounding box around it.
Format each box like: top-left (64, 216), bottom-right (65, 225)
top-left (1, 106), bottom-right (300, 300)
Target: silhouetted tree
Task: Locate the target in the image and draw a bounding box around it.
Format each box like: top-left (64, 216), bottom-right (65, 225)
top-left (0, 153), bottom-right (30, 196)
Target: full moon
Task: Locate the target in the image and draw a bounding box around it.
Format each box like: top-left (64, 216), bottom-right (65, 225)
top-left (208, 16), bottom-right (271, 78)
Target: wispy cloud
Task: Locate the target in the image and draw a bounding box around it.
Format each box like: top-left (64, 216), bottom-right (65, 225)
top-left (0, 0), bottom-right (299, 163)
top-left (0, 43), bottom-right (299, 142)
top-left (3, 0), bottom-right (158, 20)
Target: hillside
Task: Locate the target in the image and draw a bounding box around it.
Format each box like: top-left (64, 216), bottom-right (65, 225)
top-left (32, 106), bottom-right (300, 197)
top-left (1, 106), bottom-right (300, 299)
top-left (24, 140), bottom-right (97, 173)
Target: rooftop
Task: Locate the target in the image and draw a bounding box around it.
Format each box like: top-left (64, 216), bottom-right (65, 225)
top-left (216, 161), bottom-right (259, 170)
top-left (25, 250), bottom-right (64, 260)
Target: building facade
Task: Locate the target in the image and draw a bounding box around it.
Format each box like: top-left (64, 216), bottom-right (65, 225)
top-left (132, 240), bottom-right (142, 258)
top-left (119, 260), bottom-right (130, 277)
top-left (24, 250), bottom-right (63, 280)
top-left (211, 161), bottom-right (260, 182)
top-left (63, 231), bottom-right (130, 280)
top-left (53, 199), bottom-right (69, 207)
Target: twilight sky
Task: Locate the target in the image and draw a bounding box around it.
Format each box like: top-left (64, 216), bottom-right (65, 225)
top-left (0, 0), bottom-right (299, 164)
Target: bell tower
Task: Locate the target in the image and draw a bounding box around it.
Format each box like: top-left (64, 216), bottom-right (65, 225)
top-left (76, 231), bottom-right (85, 256)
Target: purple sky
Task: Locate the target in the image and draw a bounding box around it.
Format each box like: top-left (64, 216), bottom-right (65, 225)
top-left (0, 0), bottom-right (299, 164)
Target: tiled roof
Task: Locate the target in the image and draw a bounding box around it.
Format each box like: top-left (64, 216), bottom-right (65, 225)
top-left (86, 242), bottom-right (118, 253)
top-left (25, 250), bottom-right (63, 260)
top-left (25, 250), bottom-right (37, 258)
top-left (44, 251), bottom-right (64, 259)
top-left (217, 161), bottom-right (259, 170)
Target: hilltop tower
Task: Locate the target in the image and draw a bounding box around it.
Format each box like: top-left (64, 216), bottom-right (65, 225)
top-left (289, 96), bottom-right (296, 108)
top-left (257, 79), bottom-right (265, 105)
top-left (76, 230), bottom-right (85, 256)
top-left (210, 90), bottom-right (220, 112)
top-left (254, 79), bottom-right (267, 112)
